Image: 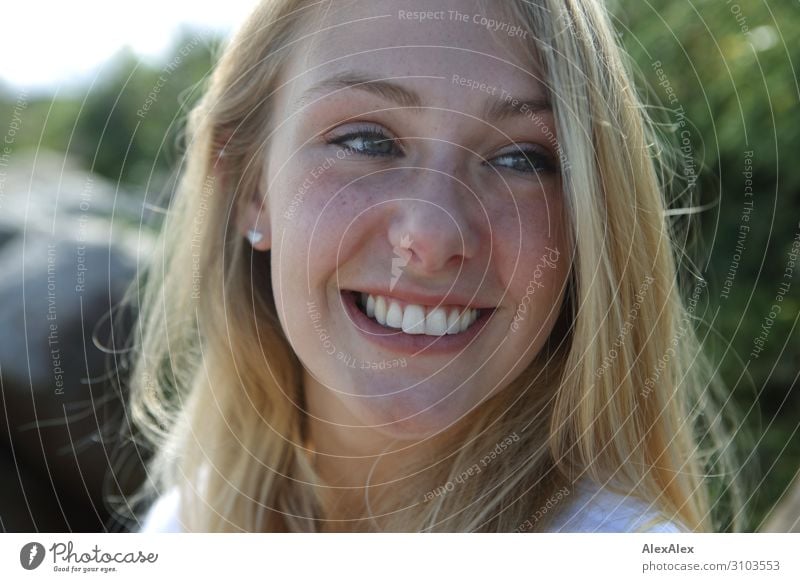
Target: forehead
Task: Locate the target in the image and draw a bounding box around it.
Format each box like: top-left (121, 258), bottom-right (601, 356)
top-left (285, 0), bottom-right (545, 106)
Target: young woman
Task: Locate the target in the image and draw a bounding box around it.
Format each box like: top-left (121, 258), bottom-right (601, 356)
top-left (128, 0), bottom-right (742, 532)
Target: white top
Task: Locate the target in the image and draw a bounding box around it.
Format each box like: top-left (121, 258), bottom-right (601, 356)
top-left (138, 487), bottom-right (183, 533)
top-left (138, 478), bottom-right (686, 533)
top-left (543, 479), bottom-right (686, 533)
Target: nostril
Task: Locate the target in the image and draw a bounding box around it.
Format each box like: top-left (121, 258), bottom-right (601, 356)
top-left (387, 202), bottom-right (479, 272)
top-left (444, 254), bottom-right (466, 271)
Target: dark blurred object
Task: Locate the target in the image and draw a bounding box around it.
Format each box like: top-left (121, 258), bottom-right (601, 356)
top-left (0, 30), bottom-right (211, 533)
top-left (0, 151), bottom-right (152, 532)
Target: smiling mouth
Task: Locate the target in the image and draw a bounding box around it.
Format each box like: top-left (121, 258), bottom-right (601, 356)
top-left (339, 289), bottom-right (497, 356)
top-left (344, 290), bottom-right (489, 336)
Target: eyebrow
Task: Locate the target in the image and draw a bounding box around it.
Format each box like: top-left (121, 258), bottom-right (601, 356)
top-left (299, 71), bottom-right (552, 122)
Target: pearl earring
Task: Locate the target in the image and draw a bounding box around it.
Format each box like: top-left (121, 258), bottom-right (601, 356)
top-left (246, 229), bottom-right (264, 246)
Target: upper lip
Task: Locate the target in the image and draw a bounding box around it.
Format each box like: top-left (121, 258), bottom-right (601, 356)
top-left (343, 286), bottom-right (495, 310)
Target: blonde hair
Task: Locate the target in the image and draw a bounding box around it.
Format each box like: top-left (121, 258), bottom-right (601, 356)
top-left (122, 0), bottom-right (744, 532)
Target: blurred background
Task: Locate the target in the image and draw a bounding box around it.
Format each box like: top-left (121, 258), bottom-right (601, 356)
top-left (0, 0), bottom-right (796, 532)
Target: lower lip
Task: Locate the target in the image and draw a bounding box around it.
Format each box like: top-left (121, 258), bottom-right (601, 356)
top-left (340, 290), bottom-right (496, 356)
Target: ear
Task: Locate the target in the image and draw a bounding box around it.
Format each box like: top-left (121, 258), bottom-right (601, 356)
top-left (212, 130), bottom-right (271, 252)
top-left (236, 188), bottom-right (271, 252)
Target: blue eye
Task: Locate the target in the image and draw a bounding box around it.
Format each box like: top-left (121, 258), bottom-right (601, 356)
top-left (491, 147), bottom-right (557, 174)
top-left (327, 127), bottom-right (401, 157)
top-left (327, 126), bottom-right (556, 175)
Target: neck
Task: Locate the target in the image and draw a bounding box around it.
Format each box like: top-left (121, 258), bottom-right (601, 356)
top-left (301, 367), bottom-right (463, 532)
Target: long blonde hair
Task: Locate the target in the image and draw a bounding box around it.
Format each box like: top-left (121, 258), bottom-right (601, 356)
top-left (122, 0), bottom-right (744, 532)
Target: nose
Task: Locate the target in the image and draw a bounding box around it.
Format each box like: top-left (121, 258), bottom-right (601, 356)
top-left (387, 170), bottom-right (480, 274)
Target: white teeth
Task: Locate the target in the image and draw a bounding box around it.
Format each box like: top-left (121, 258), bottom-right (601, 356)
top-left (402, 304), bottom-right (426, 334)
top-left (374, 295), bottom-right (388, 325)
top-left (385, 301), bottom-right (404, 329)
top-left (446, 308), bottom-right (461, 335)
top-left (425, 307), bottom-right (448, 336)
top-left (355, 292), bottom-right (482, 336)
top-left (459, 309), bottom-right (471, 332)
top-left (366, 294), bottom-right (375, 318)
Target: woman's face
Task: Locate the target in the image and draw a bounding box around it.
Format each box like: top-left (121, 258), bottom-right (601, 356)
top-left (243, 0), bottom-right (570, 440)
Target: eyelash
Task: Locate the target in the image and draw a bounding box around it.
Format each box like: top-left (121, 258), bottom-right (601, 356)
top-left (325, 126), bottom-right (557, 175)
top-left (328, 127), bottom-right (399, 158)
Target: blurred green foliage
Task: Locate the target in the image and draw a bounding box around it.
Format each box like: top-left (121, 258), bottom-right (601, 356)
top-left (0, 28), bottom-right (219, 199)
top-left (611, 0), bottom-right (799, 530)
top-left (0, 3), bottom-right (796, 531)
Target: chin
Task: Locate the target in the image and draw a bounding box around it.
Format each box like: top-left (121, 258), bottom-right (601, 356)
top-left (345, 386), bottom-right (479, 442)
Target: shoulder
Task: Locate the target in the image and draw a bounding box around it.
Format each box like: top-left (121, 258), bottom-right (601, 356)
top-left (138, 487), bottom-right (183, 533)
top-left (544, 479), bottom-right (688, 533)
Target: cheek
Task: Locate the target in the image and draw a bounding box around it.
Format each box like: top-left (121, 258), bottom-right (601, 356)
top-left (494, 193), bottom-right (569, 318)
top-left (274, 165), bottom-right (356, 268)
top-left (276, 160), bottom-right (415, 260)
top-left (272, 164), bottom-right (402, 317)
